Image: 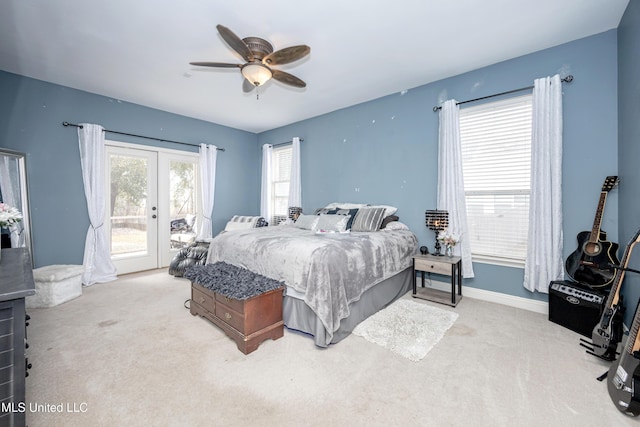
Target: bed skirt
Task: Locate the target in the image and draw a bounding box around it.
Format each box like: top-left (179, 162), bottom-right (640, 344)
top-left (282, 266), bottom-right (413, 347)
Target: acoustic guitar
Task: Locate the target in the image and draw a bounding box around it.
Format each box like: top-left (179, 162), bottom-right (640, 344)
top-left (584, 229), bottom-right (640, 360)
top-left (608, 287), bottom-right (640, 416)
top-left (565, 176), bottom-right (620, 288)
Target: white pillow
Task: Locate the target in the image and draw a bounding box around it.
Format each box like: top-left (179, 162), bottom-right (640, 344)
top-left (383, 221), bottom-right (409, 231)
top-left (324, 202), bottom-right (369, 210)
top-left (316, 214), bottom-right (351, 232)
top-left (293, 214), bottom-right (319, 230)
top-left (224, 221), bottom-right (254, 231)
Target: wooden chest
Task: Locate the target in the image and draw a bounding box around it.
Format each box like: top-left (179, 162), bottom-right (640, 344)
top-left (190, 282), bottom-right (284, 354)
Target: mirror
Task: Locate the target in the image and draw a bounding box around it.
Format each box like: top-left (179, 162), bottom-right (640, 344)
top-left (0, 148), bottom-right (32, 261)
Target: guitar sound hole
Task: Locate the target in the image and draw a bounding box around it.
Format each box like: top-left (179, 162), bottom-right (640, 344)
top-left (584, 242), bottom-right (602, 256)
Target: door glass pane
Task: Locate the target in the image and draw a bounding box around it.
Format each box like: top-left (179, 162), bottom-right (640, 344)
top-left (169, 160), bottom-right (197, 249)
top-left (110, 154), bottom-right (148, 256)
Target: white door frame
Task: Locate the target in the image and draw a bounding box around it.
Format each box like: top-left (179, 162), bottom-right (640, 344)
top-left (105, 140), bottom-right (200, 274)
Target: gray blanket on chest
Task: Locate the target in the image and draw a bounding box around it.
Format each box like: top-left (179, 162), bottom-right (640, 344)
top-left (206, 226), bottom-right (418, 345)
top-left (184, 262), bottom-right (284, 300)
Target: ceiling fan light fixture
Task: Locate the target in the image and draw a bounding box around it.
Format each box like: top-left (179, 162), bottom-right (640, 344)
top-left (241, 63), bottom-right (272, 87)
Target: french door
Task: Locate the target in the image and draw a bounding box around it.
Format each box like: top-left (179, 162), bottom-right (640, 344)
top-left (105, 143), bottom-right (200, 275)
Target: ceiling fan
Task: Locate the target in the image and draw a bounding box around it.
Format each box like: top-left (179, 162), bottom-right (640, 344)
top-left (190, 24), bottom-right (310, 93)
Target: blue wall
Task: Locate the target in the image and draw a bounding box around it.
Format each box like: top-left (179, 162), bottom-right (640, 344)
top-left (618, 0), bottom-right (640, 325)
top-left (0, 72), bottom-right (259, 267)
top-left (259, 30), bottom-right (619, 302)
top-left (0, 28), bottom-right (625, 305)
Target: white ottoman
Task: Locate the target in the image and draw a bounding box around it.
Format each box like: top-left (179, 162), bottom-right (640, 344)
top-left (27, 265), bottom-right (84, 308)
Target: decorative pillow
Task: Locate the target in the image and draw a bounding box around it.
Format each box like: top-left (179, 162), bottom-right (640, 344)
top-left (229, 215), bottom-right (260, 228)
top-left (314, 207), bottom-right (338, 215)
top-left (331, 208), bottom-right (359, 230)
top-left (224, 221), bottom-right (254, 231)
top-left (324, 202), bottom-right (369, 210)
top-left (316, 213), bottom-right (351, 232)
top-left (383, 221), bottom-right (409, 231)
top-left (369, 205), bottom-right (398, 218)
top-left (380, 215), bottom-right (399, 229)
top-left (293, 214), bottom-right (319, 230)
top-left (351, 207), bottom-right (387, 232)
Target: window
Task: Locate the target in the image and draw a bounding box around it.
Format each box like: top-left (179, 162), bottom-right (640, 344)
top-left (270, 145), bottom-right (292, 225)
top-left (459, 94), bottom-right (532, 266)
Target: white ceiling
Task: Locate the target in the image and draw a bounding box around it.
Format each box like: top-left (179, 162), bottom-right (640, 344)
top-left (0, 0), bottom-right (629, 134)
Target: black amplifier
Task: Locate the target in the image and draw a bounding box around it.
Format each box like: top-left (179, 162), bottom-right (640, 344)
top-left (548, 280), bottom-right (606, 338)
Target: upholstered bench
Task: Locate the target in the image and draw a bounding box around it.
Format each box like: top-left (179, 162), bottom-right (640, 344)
top-left (27, 264), bottom-right (84, 308)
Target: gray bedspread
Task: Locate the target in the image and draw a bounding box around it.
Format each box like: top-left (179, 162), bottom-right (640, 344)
top-left (206, 226), bottom-right (418, 345)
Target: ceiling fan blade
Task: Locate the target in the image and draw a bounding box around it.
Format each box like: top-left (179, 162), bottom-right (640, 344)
top-left (263, 45), bottom-right (310, 66)
top-left (272, 69), bottom-right (306, 88)
top-left (242, 78), bottom-right (255, 93)
top-left (216, 24), bottom-right (253, 62)
top-left (189, 62), bottom-right (242, 68)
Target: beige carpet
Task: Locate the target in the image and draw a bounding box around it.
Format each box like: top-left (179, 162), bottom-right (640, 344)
top-left (24, 269), bottom-right (639, 426)
top-left (352, 299), bottom-right (458, 361)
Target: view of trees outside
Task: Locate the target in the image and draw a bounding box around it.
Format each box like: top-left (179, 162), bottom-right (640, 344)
top-left (110, 155), bottom-right (148, 255)
top-left (109, 155), bottom-right (198, 255)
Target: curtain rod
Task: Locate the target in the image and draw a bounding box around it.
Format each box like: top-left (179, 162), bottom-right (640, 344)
top-left (270, 138), bottom-right (304, 148)
top-left (432, 75), bottom-right (574, 112)
top-left (62, 122), bottom-right (225, 151)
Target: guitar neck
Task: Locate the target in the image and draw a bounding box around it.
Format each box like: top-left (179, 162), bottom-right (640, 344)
top-left (604, 235), bottom-right (640, 310)
top-left (589, 192), bottom-right (607, 243)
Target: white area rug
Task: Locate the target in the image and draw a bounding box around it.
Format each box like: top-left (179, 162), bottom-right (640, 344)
top-left (352, 299), bottom-right (459, 362)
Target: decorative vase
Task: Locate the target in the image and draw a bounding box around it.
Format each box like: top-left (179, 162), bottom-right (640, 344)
top-left (446, 245), bottom-right (454, 257)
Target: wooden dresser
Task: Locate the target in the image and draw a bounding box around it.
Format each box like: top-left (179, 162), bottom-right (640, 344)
top-left (190, 283), bottom-right (284, 354)
top-left (0, 248), bottom-right (35, 426)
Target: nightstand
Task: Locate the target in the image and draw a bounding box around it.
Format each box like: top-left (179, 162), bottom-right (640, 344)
top-left (412, 254), bottom-right (462, 307)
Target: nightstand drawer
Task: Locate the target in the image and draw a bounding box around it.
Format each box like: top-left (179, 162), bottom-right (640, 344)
top-left (414, 258), bottom-right (452, 275)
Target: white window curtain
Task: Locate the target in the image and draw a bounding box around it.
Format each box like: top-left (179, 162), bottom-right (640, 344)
top-left (438, 99), bottom-right (475, 278)
top-left (197, 144), bottom-right (218, 240)
top-left (260, 144), bottom-right (273, 222)
top-left (288, 137), bottom-right (301, 208)
top-left (78, 123), bottom-right (117, 286)
top-left (0, 157), bottom-right (25, 247)
top-left (523, 74), bottom-right (564, 293)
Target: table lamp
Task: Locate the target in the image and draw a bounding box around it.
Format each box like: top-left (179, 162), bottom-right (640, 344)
top-left (425, 210), bottom-right (449, 256)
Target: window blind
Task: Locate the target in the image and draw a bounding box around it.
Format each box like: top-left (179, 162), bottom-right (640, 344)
top-left (271, 146), bottom-right (293, 223)
top-left (459, 94), bottom-right (532, 263)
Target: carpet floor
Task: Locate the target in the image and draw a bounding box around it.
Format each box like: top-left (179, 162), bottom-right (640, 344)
top-left (24, 268), bottom-right (637, 426)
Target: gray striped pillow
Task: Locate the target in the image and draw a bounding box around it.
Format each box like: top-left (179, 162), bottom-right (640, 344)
top-left (230, 215), bottom-right (259, 227)
top-left (351, 207), bottom-right (386, 232)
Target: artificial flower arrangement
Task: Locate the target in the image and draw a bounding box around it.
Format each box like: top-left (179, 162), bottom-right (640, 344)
top-left (0, 202), bottom-right (22, 228)
top-left (437, 229), bottom-right (459, 247)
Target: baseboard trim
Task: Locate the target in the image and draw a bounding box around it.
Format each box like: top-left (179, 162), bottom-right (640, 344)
top-left (427, 280), bottom-right (549, 315)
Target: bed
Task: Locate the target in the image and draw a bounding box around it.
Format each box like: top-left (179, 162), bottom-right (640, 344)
top-left (205, 210), bottom-right (418, 347)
